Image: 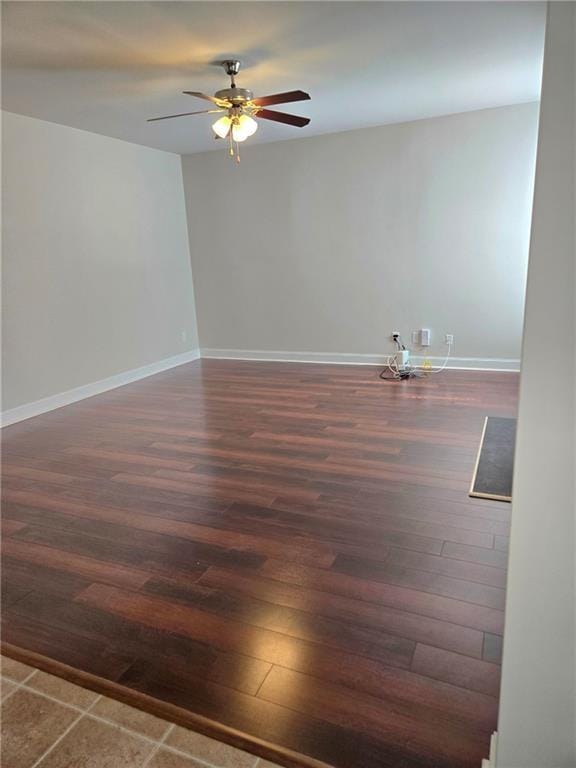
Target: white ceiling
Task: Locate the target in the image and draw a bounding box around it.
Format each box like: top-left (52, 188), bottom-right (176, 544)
top-left (2, 2), bottom-right (545, 155)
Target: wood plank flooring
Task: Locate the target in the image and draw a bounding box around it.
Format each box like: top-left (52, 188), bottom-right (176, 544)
top-left (1, 360), bottom-right (517, 768)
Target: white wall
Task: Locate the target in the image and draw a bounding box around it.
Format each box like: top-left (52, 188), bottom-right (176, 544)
top-left (182, 103), bottom-right (539, 366)
top-left (2, 111), bottom-right (199, 413)
top-left (495, 4), bottom-right (575, 768)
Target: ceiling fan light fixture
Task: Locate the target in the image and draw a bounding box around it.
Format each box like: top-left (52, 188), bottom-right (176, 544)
top-left (212, 115), bottom-right (231, 138)
top-left (231, 114), bottom-right (258, 143)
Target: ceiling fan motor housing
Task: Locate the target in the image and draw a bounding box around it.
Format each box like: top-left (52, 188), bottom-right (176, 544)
top-left (215, 87), bottom-right (254, 105)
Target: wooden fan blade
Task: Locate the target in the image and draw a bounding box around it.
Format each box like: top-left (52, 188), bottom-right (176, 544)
top-left (147, 109), bottom-right (223, 122)
top-left (183, 91), bottom-right (230, 107)
top-left (251, 90), bottom-right (310, 107)
top-left (257, 108), bottom-right (310, 127)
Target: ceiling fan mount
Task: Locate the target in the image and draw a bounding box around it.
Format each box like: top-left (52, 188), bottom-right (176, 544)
top-left (221, 59), bottom-right (241, 77)
top-left (147, 57), bottom-right (311, 161)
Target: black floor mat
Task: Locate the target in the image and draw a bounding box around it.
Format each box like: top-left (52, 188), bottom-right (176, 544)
top-left (470, 416), bottom-right (517, 502)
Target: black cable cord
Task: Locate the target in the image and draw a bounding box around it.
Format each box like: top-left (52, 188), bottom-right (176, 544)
top-left (379, 367), bottom-right (412, 381)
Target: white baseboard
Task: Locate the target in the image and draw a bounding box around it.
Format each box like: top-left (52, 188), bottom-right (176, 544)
top-left (1, 347), bottom-right (519, 428)
top-left (1, 349), bottom-right (201, 427)
top-left (201, 348), bottom-right (520, 372)
top-left (482, 732), bottom-right (498, 768)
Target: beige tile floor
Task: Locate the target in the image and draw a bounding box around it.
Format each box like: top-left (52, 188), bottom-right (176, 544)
top-left (1, 656), bottom-right (283, 768)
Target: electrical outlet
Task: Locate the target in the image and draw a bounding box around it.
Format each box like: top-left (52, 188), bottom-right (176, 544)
top-left (391, 331), bottom-right (400, 342)
top-left (411, 331), bottom-right (419, 345)
top-left (445, 333), bottom-right (454, 345)
top-left (420, 328), bottom-right (431, 346)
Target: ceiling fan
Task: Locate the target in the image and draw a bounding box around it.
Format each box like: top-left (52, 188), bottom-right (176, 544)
top-left (148, 59), bottom-right (311, 162)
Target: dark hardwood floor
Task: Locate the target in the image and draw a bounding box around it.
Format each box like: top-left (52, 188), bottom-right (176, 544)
top-left (1, 359), bottom-right (517, 768)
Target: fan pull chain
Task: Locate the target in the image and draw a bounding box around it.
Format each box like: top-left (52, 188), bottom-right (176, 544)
top-left (236, 141), bottom-right (241, 163)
